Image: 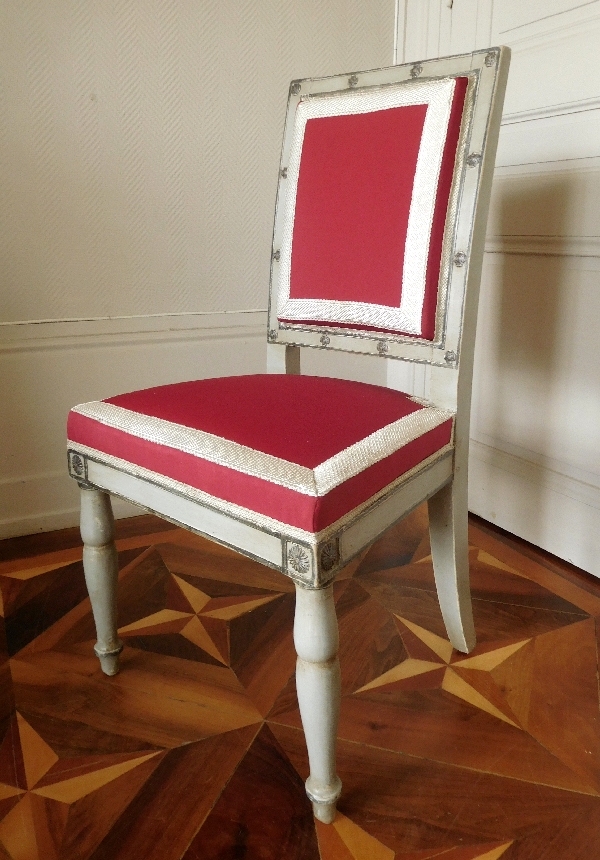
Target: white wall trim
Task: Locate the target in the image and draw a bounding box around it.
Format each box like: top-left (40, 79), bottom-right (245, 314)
top-left (0, 309), bottom-right (267, 329)
top-left (469, 438), bottom-right (600, 577)
top-left (0, 310), bottom-right (268, 540)
top-left (0, 469), bottom-right (143, 540)
top-left (485, 234), bottom-right (600, 258)
top-left (502, 96), bottom-right (600, 126)
top-left (494, 155), bottom-right (600, 176)
top-left (495, 1), bottom-right (600, 47)
top-left (0, 310), bottom-right (268, 353)
top-left (470, 438), bottom-right (600, 509)
top-left (393, 0), bottom-right (403, 63)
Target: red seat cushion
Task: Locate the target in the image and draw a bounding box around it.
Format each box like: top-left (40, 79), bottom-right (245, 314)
top-left (68, 375), bottom-right (453, 534)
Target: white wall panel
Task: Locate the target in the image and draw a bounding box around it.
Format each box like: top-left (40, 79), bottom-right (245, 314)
top-left (0, 0), bottom-right (395, 538)
top-left (398, 0), bottom-right (600, 575)
top-left (496, 111), bottom-right (600, 167)
top-left (0, 313), bottom-right (267, 538)
top-left (473, 252), bottom-right (600, 476)
top-left (499, 21), bottom-right (600, 116)
top-left (492, 0), bottom-right (600, 40)
top-left (0, 0), bottom-right (394, 323)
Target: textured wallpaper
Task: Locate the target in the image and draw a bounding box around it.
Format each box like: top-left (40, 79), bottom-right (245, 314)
top-left (0, 0), bottom-right (394, 323)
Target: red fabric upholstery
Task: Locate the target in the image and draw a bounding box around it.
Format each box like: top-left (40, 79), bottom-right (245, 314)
top-left (289, 104), bottom-right (427, 309)
top-left (422, 76), bottom-right (468, 338)
top-left (279, 77), bottom-right (468, 340)
top-left (68, 376), bottom-right (453, 533)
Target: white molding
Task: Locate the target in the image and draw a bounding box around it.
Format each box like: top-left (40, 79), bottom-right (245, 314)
top-left (493, 155), bottom-right (600, 176)
top-left (494, 1), bottom-right (600, 47)
top-left (496, 108), bottom-right (600, 168)
top-left (0, 309), bottom-right (266, 329)
top-left (469, 438), bottom-right (600, 577)
top-left (0, 470), bottom-right (141, 540)
top-left (470, 438), bottom-right (600, 509)
top-left (0, 310), bottom-right (267, 353)
top-left (393, 0), bottom-right (404, 64)
top-left (502, 96), bottom-right (600, 126)
top-left (0, 311), bottom-right (268, 539)
top-left (0, 500), bottom-right (142, 541)
top-left (485, 234), bottom-right (600, 258)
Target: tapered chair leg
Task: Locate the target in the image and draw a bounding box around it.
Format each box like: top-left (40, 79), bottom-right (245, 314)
top-left (294, 583), bottom-right (342, 824)
top-left (79, 486), bottom-right (123, 675)
top-left (428, 474), bottom-right (476, 654)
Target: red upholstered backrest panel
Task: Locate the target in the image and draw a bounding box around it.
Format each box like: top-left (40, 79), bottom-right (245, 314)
top-left (422, 76), bottom-right (469, 339)
top-left (290, 104), bottom-right (427, 309)
top-left (278, 77), bottom-right (468, 341)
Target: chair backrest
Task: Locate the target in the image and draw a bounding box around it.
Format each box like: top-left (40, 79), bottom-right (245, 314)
top-left (267, 48), bottom-right (510, 412)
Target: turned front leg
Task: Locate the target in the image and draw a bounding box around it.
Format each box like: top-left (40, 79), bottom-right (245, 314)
top-left (294, 582), bottom-right (342, 824)
top-left (80, 487), bottom-right (123, 675)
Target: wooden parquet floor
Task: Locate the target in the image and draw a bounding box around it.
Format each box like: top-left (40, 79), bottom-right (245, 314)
top-left (1, 506), bottom-right (599, 859)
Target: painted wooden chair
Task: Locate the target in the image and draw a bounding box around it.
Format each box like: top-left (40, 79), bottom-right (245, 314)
top-left (67, 48), bottom-right (510, 824)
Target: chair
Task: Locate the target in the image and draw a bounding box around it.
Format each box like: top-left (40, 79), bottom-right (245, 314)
top-left (67, 48), bottom-right (510, 824)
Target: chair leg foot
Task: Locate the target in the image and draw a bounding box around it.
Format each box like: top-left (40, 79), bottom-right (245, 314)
top-left (294, 583), bottom-right (342, 823)
top-left (428, 476), bottom-right (476, 654)
top-left (80, 487), bottom-right (123, 675)
top-left (311, 798), bottom-right (338, 824)
top-left (94, 643), bottom-right (123, 676)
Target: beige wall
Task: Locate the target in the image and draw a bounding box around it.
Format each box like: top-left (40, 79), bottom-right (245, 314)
top-left (0, 0), bottom-right (395, 538)
top-left (398, 0), bottom-right (600, 575)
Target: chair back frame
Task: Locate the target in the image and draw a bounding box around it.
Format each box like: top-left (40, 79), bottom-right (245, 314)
top-left (267, 48), bottom-right (510, 416)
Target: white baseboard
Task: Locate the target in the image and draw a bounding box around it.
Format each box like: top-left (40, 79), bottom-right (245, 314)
top-left (0, 477), bottom-right (142, 540)
top-left (469, 438), bottom-right (600, 578)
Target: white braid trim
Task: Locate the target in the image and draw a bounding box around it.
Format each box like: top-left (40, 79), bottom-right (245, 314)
top-left (71, 401), bottom-right (454, 497)
top-left (67, 441), bottom-right (454, 545)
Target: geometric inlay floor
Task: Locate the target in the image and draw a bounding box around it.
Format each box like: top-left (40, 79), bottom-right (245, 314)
top-left (1, 505), bottom-right (599, 858)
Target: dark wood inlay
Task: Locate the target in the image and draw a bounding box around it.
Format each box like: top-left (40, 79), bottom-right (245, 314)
top-left (0, 508), bottom-right (599, 858)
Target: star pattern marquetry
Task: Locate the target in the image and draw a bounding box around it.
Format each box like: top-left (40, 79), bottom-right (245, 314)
top-left (0, 712), bottom-right (161, 860)
top-left (118, 571), bottom-right (282, 666)
top-left (1, 509), bottom-right (600, 858)
top-left (356, 615), bottom-right (531, 729)
top-left (316, 812), bottom-right (395, 859)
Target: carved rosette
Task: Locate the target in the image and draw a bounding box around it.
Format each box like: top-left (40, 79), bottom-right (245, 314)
top-left (288, 543), bottom-right (310, 573)
top-left (286, 542), bottom-right (313, 584)
top-left (319, 539), bottom-right (339, 574)
top-left (68, 450), bottom-right (94, 489)
top-left (283, 536), bottom-right (343, 587)
top-left (68, 450), bottom-right (86, 480)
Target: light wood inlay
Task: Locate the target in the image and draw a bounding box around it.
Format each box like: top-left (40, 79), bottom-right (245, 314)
top-left (34, 753), bottom-right (160, 803)
top-left (16, 714), bottom-right (59, 789)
